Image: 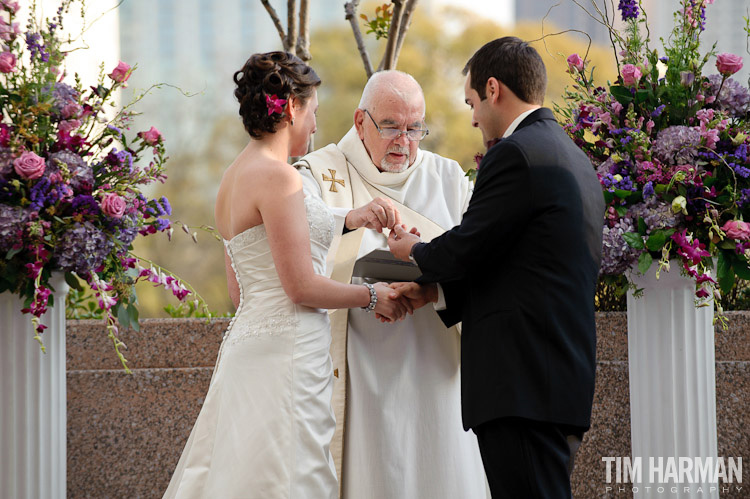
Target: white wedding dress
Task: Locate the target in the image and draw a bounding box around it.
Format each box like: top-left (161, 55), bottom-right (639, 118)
top-left (163, 193), bottom-right (338, 499)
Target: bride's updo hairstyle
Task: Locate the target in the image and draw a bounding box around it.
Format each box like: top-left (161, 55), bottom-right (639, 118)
top-left (233, 51), bottom-right (321, 139)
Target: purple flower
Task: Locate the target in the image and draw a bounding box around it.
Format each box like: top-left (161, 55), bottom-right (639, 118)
top-left (159, 196), bottom-right (172, 216)
top-left (618, 0), bottom-right (639, 21)
top-left (601, 217), bottom-right (642, 275)
top-left (651, 105), bottom-right (666, 118)
top-left (652, 126), bottom-right (702, 165)
top-left (155, 218), bottom-right (170, 231)
top-left (41, 82), bottom-right (78, 115)
top-left (628, 197), bottom-right (680, 233)
top-left (680, 71), bottom-right (695, 87)
top-left (71, 194), bottom-right (101, 216)
top-left (104, 148), bottom-right (134, 173)
top-left (0, 147), bottom-right (14, 180)
top-left (115, 213), bottom-right (139, 247)
top-left (53, 221), bottom-right (113, 275)
top-left (0, 203), bottom-right (29, 253)
top-left (707, 74), bottom-right (749, 118)
top-left (46, 150), bottom-right (92, 191)
top-left (738, 188), bottom-right (750, 208)
top-left (642, 181), bottom-right (654, 198)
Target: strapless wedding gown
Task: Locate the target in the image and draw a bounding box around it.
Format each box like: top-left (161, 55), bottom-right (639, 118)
top-left (163, 194), bottom-right (338, 499)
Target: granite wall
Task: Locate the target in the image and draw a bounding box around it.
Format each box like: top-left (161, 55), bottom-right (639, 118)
top-left (66, 313), bottom-right (749, 498)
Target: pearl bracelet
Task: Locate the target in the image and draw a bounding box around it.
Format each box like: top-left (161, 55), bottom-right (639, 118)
top-left (362, 283), bottom-right (377, 312)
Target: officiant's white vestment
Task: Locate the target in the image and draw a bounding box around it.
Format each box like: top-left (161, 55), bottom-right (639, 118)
top-left (296, 127), bottom-right (489, 499)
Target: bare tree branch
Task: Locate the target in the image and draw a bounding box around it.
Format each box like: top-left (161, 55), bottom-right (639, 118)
top-left (381, 0), bottom-right (404, 70)
top-left (345, 0), bottom-right (374, 78)
top-left (296, 0), bottom-right (311, 61)
top-left (260, 0), bottom-right (288, 50)
top-left (287, 0), bottom-right (298, 53)
top-left (393, 0), bottom-right (418, 66)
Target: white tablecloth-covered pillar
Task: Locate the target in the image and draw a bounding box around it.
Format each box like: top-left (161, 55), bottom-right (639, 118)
top-left (1, 273), bottom-right (68, 499)
top-left (627, 266), bottom-right (718, 498)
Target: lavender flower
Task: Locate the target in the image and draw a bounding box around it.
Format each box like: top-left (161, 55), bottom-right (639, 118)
top-left (643, 181), bottom-right (655, 198)
top-left (159, 196), bottom-right (172, 216)
top-left (71, 194), bottom-right (100, 216)
top-left (0, 203), bottom-right (28, 252)
top-left (0, 147), bottom-right (14, 180)
top-left (651, 105), bottom-right (666, 118)
top-left (41, 82), bottom-right (79, 115)
top-left (707, 74), bottom-right (750, 118)
top-left (25, 32), bottom-right (49, 62)
top-left (618, 0), bottom-right (639, 21)
top-left (628, 198), bottom-right (681, 234)
top-left (47, 150), bottom-right (92, 190)
top-left (54, 221), bottom-right (113, 275)
top-left (601, 217), bottom-right (642, 275)
top-left (652, 126), bottom-right (702, 165)
top-left (115, 213), bottom-right (139, 247)
top-left (738, 188), bottom-right (750, 208)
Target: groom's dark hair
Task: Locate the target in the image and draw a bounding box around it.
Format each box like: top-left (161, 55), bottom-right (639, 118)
top-left (463, 37), bottom-right (547, 105)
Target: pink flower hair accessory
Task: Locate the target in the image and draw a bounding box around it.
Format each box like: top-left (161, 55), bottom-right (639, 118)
top-left (265, 94), bottom-right (287, 116)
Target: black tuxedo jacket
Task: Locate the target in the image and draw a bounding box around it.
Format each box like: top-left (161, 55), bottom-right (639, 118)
top-left (413, 108), bottom-right (605, 431)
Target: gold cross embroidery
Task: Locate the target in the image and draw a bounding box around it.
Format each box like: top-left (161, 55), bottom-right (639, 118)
top-left (322, 169), bottom-right (345, 192)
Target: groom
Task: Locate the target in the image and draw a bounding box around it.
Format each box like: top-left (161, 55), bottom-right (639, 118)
top-left (388, 37), bottom-right (605, 498)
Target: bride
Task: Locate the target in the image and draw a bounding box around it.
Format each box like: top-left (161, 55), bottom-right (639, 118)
top-left (163, 51), bottom-right (407, 499)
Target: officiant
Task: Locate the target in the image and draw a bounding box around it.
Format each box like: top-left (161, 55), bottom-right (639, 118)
top-left (295, 70), bottom-right (489, 499)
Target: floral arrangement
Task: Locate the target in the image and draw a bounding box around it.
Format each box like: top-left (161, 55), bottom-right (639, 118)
top-left (0, 0), bottom-right (202, 369)
top-left (558, 0), bottom-right (750, 319)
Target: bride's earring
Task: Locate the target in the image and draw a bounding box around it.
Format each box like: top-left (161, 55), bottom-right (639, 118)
top-left (291, 118), bottom-right (295, 126)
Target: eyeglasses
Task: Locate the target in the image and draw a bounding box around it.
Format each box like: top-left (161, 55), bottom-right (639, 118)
top-left (364, 109), bottom-right (429, 141)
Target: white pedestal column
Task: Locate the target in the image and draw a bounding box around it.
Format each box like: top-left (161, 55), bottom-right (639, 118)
top-left (1, 274), bottom-right (68, 499)
top-left (627, 266), bottom-right (718, 498)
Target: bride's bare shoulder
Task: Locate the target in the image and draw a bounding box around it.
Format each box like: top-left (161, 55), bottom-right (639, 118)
top-left (225, 154), bottom-right (301, 194)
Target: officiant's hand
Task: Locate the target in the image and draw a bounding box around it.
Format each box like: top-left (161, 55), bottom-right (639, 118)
top-left (372, 282), bottom-right (409, 322)
top-left (388, 224), bottom-right (421, 261)
top-left (345, 197), bottom-right (402, 233)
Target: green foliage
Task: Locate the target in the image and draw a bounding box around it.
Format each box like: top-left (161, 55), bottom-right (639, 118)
top-left (66, 287), bottom-right (106, 320)
top-left (360, 3), bottom-right (393, 40)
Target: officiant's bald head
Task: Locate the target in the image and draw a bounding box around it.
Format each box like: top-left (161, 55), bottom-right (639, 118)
top-left (354, 71), bottom-right (427, 173)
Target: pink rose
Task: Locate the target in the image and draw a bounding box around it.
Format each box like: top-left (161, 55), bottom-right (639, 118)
top-left (566, 53), bottom-right (584, 72)
top-left (13, 151), bottom-right (46, 179)
top-left (137, 126), bottom-right (162, 146)
top-left (0, 51), bottom-right (16, 73)
top-left (108, 60), bottom-right (132, 83)
top-left (722, 220), bottom-right (750, 241)
top-left (621, 64), bottom-right (642, 87)
top-left (715, 53), bottom-right (743, 77)
top-left (101, 193), bottom-right (126, 219)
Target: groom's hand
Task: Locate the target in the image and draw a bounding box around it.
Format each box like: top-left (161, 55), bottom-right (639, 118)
top-left (388, 224), bottom-right (420, 261)
top-left (345, 197), bottom-right (402, 232)
top-left (389, 282), bottom-right (437, 311)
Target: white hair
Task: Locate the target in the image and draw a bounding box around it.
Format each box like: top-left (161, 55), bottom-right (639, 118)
top-left (357, 70), bottom-right (425, 111)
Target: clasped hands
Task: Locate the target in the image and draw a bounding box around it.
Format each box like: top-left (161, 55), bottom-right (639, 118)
top-left (346, 198), bottom-right (432, 323)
